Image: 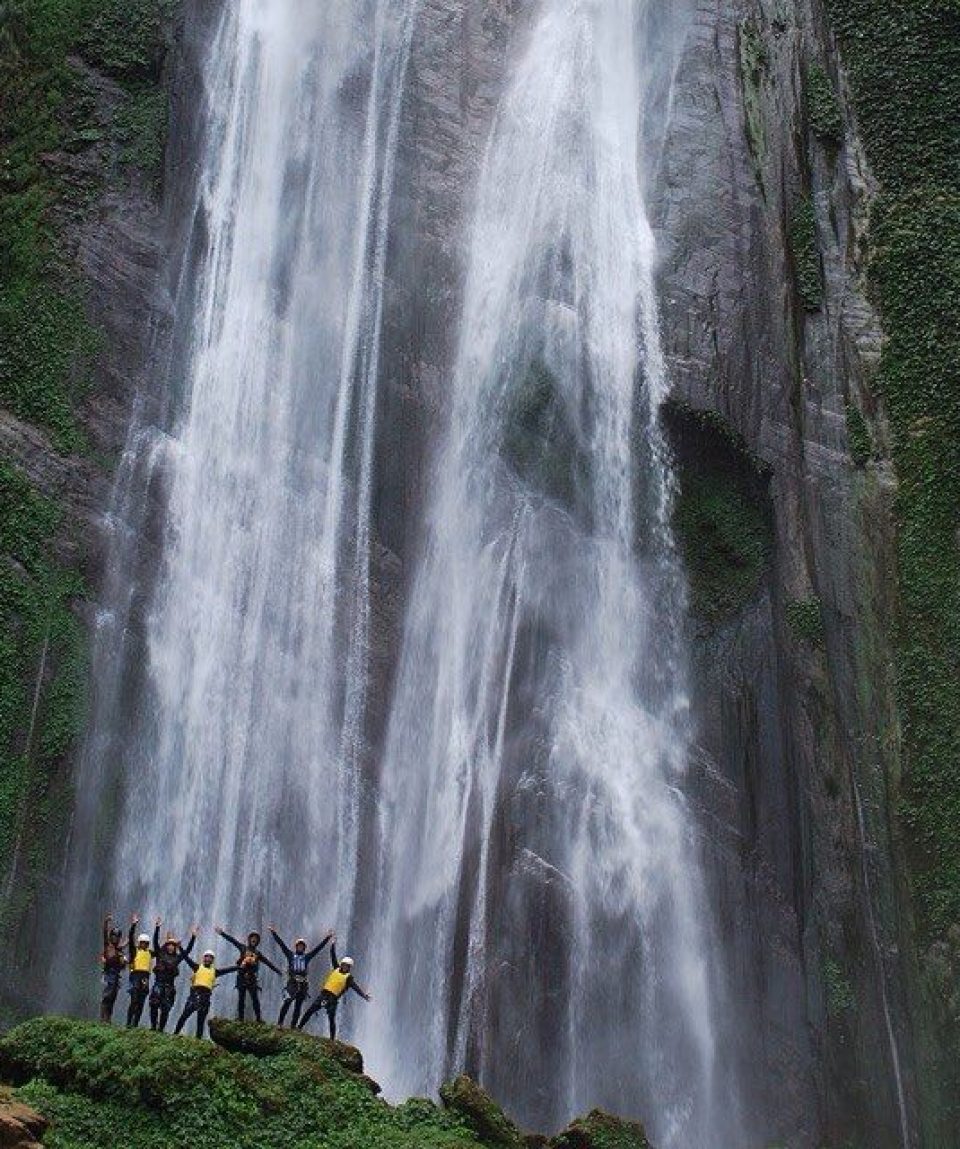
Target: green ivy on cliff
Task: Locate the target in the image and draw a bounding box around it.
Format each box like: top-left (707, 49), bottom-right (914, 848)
top-left (788, 193), bottom-right (823, 312)
top-left (821, 0), bottom-right (960, 1126)
top-left (0, 0), bottom-right (172, 947)
top-left (0, 464), bottom-right (86, 923)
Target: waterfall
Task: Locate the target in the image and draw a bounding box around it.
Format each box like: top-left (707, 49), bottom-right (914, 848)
top-left (53, 1), bottom-right (743, 1144)
top-left (360, 2), bottom-right (738, 1145)
top-left (53, 0), bottom-right (419, 981)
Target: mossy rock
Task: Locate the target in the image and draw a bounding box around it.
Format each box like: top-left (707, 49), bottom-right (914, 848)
top-left (0, 1017), bottom-right (487, 1148)
top-left (440, 1074), bottom-right (526, 1149)
top-left (662, 401), bottom-right (773, 625)
top-left (549, 1109), bottom-right (652, 1149)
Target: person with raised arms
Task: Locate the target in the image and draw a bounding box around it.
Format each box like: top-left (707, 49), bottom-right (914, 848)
top-left (173, 947), bottom-right (240, 1038)
top-left (269, 924), bottom-right (335, 1029)
top-left (297, 939), bottom-right (371, 1041)
top-left (215, 925), bottom-right (281, 1022)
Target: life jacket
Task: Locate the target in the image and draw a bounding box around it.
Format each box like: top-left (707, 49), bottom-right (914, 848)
top-left (192, 964), bottom-right (216, 991)
top-left (323, 969), bottom-right (350, 999)
top-left (291, 952), bottom-right (308, 976)
top-left (132, 948), bottom-right (152, 974)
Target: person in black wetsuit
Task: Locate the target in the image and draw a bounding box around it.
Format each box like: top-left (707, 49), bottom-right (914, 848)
top-left (100, 915), bottom-right (128, 1023)
top-left (269, 924), bottom-right (334, 1028)
top-left (215, 926), bottom-right (281, 1022)
top-left (149, 919), bottom-right (197, 1032)
top-left (173, 948), bottom-right (239, 1038)
top-left (126, 915), bottom-right (154, 1028)
top-left (297, 940), bottom-right (371, 1040)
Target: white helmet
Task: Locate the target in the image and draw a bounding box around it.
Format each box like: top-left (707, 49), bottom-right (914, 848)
top-left (341, 956), bottom-right (354, 969)
top-left (202, 950), bottom-right (216, 960)
top-left (137, 933), bottom-right (151, 946)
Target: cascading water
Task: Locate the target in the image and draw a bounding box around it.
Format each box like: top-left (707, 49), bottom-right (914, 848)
top-left (53, 0), bottom-right (419, 980)
top-left (360, 2), bottom-right (741, 1145)
top-left (54, 0), bottom-right (743, 1143)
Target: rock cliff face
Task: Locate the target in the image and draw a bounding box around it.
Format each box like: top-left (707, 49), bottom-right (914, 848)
top-left (2, 1), bottom-right (956, 1145)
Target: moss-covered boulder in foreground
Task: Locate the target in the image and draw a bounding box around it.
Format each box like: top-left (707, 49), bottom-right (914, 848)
top-left (0, 1018), bottom-right (658, 1149)
top-left (440, 1074), bottom-right (526, 1148)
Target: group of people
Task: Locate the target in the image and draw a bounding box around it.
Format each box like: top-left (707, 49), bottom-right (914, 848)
top-left (100, 915), bottom-right (371, 1040)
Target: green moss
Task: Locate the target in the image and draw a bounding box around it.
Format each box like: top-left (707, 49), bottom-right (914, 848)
top-left (550, 1109), bottom-right (651, 1149)
top-left (821, 0), bottom-right (960, 938)
top-left (115, 85), bottom-right (169, 188)
top-left (0, 1018), bottom-right (488, 1149)
top-left (738, 20), bottom-right (768, 190)
top-left (673, 473), bottom-right (770, 623)
top-left (0, 464), bottom-right (87, 920)
top-left (845, 403), bottom-right (874, 468)
top-left (785, 598), bottom-right (825, 646)
top-left (789, 194), bottom-right (823, 312)
top-left (823, 957), bottom-right (857, 1018)
top-left (662, 401), bottom-right (772, 625)
top-left (440, 1076), bottom-right (525, 1149)
top-left (500, 359), bottom-right (586, 510)
top-left (821, 0), bottom-right (960, 1127)
top-left (806, 64), bottom-right (844, 147)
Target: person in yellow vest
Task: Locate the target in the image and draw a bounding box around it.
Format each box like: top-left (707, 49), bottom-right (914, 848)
top-left (100, 915), bottom-right (128, 1023)
top-left (173, 949), bottom-right (240, 1038)
top-left (297, 939), bottom-right (371, 1040)
top-left (126, 915), bottom-right (153, 1028)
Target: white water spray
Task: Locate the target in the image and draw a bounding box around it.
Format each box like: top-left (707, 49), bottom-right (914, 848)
top-left (360, 3), bottom-right (736, 1144)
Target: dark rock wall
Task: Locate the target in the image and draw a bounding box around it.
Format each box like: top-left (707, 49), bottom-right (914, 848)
top-left (653, 1), bottom-right (928, 1145)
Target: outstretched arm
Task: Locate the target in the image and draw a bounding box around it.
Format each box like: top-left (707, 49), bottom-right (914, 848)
top-left (180, 951), bottom-right (198, 972)
top-left (152, 920), bottom-right (161, 957)
top-left (181, 929), bottom-right (197, 958)
top-left (306, 932), bottom-right (334, 964)
top-left (269, 928), bottom-right (292, 961)
top-left (216, 927), bottom-right (244, 953)
top-left (258, 951), bottom-right (282, 976)
top-left (217, 964), bottom-right (241, 977)
top-left (329, 941), bottom-right (338, 969)
top-left (127, 921), bottom-right (136, 959)
top-left (349, 979), bottom-right (371, 1002)
top-left (102, 916), bottom-right (111, 951)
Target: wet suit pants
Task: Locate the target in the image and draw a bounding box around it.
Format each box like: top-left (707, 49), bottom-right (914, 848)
top-left (175, 988), bottom-right (211, 1038)
top-left (149, 980), bottom-right (176, 1031)
top-left (278, 978), bottom-right (309, 1028)
top-left (237, 982), bottom-right (261, 1022)
top-left (127, 973), bottom-right (149, 1028)
top-left (101, 970), bottom-right (121, 1022)
top-left (299, 990), bottom-right (339, 1039)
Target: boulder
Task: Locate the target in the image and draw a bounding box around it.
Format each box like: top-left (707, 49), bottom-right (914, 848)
top-left (549, 1109), bottom-right (652, 1149)
top-left (440, 1074), bottom-right (526, 1148)
top-left (0, 1090), bottom-right (47, 1148)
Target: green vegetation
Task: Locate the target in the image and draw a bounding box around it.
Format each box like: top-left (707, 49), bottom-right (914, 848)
top-left (805, 64), bottom-right (844, 147)
top-left (501, 360), bottom-right (587, 511)
top-left (0, 464), bottom-right (86, 924)
top-left (821, 0), bottom-right (960, 944)
top-left (785, 598), bottom-right (825, 646)
top-left (0, 0), bottom-right (172, 436)
top-left (788, 194), bottom-right (823, 312)
top-left (0, 0), bottom-right (174, 938)
top-left (820, 0), bottom-right (960, 1127)
top-left (0, 1019), bottom-right (653, 1149)
top-left (823, 957), bottom-right (857, 1018)
top-left (738, 20), bottom-right (768, 191)
top-left (844, 403), bottom-right (874, 468)
top-left (664, 402), bottom-right (773, 626)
